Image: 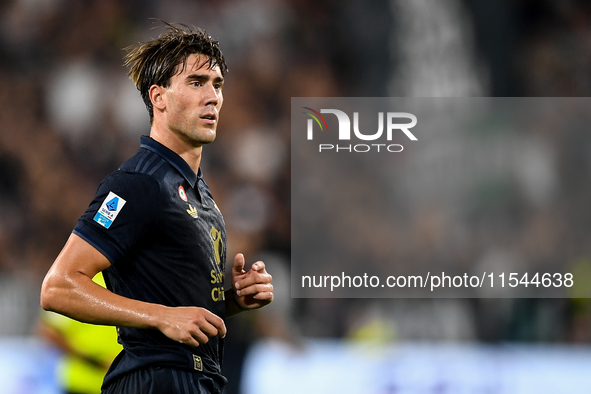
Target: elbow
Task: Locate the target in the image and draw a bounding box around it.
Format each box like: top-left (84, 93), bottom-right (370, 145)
top-left (40, 279), bottom-right (53, 311)
top-left (40, 275), bottom-right (61, 312)
top-left (40, 297), bottom-right (53, 312)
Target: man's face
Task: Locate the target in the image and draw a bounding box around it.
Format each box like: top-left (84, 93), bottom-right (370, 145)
top-left (164, 53), bottom-right (224, 146)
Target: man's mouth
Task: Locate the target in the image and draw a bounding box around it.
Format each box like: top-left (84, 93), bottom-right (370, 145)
top-left (200, 111), bottom-right (218, 124)
top-left (200, 113), bottom-right (217, 124)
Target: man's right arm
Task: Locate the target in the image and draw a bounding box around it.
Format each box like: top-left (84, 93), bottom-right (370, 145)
top-left (40, 233), bottom-right (226, 347)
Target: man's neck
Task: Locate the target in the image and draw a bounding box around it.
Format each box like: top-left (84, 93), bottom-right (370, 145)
top-left (150, 126), bottom-right (202, 174)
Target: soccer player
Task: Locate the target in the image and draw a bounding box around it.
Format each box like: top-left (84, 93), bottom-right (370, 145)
top-left (40, 23), bottom-right (274, 394)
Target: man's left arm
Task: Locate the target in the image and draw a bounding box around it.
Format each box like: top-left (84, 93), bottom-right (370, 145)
top-left (225, 253), bottom-right (273, 317)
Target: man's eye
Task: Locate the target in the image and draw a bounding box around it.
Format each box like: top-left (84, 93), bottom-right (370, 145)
top-left (214, 84), bottom-right (222, 90)
top-left (192, 81), bottom-right (201, 86)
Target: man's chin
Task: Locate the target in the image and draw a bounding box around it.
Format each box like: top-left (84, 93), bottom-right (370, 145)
top-left (201, 133), bottom-right (216, 144)
top-left (189, 130), bottom-right (216, 145)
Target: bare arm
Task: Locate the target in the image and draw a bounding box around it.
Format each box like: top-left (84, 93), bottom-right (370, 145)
top-left (41, 233), bottom-right (226, 347)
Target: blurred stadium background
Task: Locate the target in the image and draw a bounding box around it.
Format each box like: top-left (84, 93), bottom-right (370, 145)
top-left (1, 0), bottom-right (591, 393)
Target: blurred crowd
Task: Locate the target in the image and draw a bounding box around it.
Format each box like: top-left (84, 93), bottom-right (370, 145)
top-left (1, 0), bottom-right (591, 391)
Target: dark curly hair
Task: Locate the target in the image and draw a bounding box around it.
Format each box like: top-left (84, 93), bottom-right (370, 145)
top-left (124, 22), bottom-right (228, 123)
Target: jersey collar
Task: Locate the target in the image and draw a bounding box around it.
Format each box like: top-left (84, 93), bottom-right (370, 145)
top-left (140, 136), bottom-right (200, 187)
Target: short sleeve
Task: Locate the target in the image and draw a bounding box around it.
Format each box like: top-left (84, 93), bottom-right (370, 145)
top-left (73, 171), bottom-right (161, 265)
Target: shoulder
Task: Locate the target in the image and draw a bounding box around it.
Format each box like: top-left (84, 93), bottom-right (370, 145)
top-left (93, 147), bottom-right (191, 210)
top-left (118, 148), bottom-right (169, 178)
top-left (100, 148), bottom-right (176, 195)
top-left (93, 169), bottom-right (168, 218)
top-left (100, 170), bottom-right (162, 197)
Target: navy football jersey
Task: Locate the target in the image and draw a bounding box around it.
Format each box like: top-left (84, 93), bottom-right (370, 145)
top-left (73, 136), bottom-right (227, 388)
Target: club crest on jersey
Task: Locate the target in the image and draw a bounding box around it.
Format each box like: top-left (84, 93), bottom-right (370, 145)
top-left (93, 191), bottom-right (126, 229)
top-left (210, 226), bottom-right (223, 265)
top-left (178, 185), bottom-right (188, 201)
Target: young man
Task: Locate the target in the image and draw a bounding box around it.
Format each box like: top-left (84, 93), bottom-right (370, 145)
top-left (40, 24), bottom-right (274, 394)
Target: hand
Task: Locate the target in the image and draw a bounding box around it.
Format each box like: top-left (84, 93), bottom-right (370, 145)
top-left (157, 306), bottom-right (226, 348)
top-left (232, 253), bottom-right (273, 310)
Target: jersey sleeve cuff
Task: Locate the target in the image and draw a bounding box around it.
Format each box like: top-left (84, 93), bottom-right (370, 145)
top-left (73, 226), bottom-right (120, 264)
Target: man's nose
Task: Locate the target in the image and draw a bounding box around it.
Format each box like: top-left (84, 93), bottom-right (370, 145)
top-left (203, 83), bottom-right (220, 106)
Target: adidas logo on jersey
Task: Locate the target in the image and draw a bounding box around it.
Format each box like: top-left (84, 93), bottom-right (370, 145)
top-left (186, 204), bottom-right (198, 218)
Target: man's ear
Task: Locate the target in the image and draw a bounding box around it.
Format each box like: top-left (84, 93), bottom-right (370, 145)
top-left (149, 85), bottom-right (166, 113)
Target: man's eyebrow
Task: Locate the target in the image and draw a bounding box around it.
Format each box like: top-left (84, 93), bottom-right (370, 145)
top-left (186, 74), bottom-right (224, 83)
